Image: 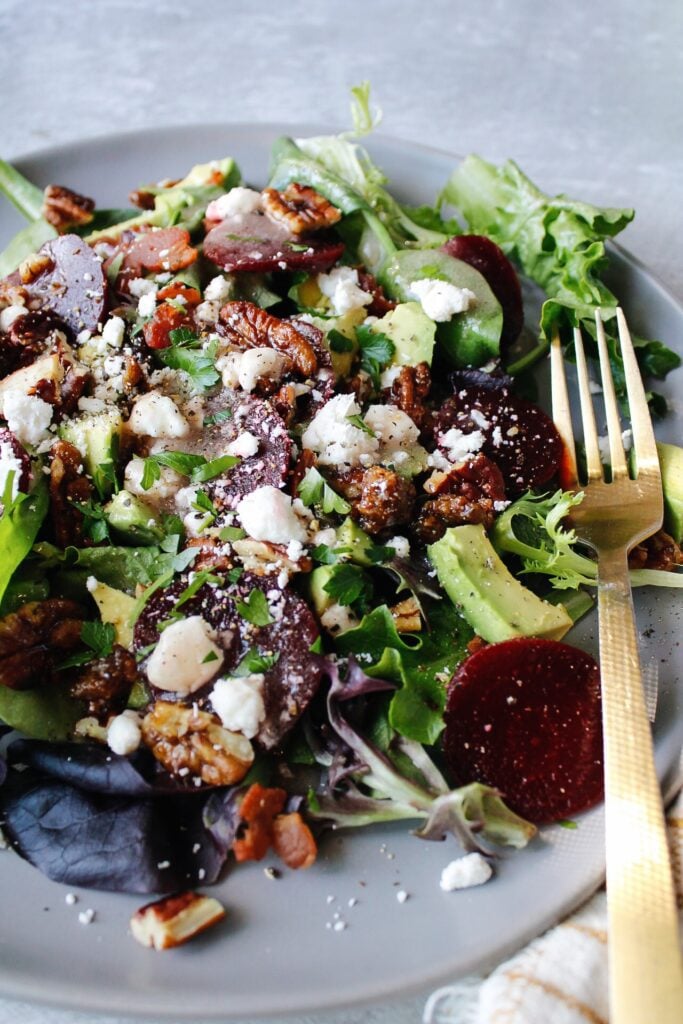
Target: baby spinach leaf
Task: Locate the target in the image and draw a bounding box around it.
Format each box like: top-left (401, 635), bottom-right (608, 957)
top-left (0, 478), bottom-right (49, 607)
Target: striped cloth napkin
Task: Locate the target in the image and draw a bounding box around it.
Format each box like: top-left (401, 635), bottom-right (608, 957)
top-left (424, 790), bottom-right (683, 1024)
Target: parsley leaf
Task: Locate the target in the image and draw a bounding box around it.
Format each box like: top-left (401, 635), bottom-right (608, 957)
top-left (237, 589), bottom-right (274, 626)
top-left (297, 467), bottom-right (351, 515)
top-left (205, 408), bottom-right (232, 426)
top-left (218, 525), bottom-right (246, 542)
top-left (311, 543), bottom-right (345, 565)
top-left (59, 620), bottom-right (116, 669)
top-left (327, 329), bottom-right (354, 354)
top-left (173, 570), bottom-right (223, 610)
top-left (192, 454), bottom-right (240, 483)
top-left (191, 489), bottom-right (218, 527)
top-left (69, 498), bottom-right (111, 544)
top-left (365, 544), bottom-right (396, 564)
top-left (346, 413), bottom-right (376, 436)
top-left (159, 334), bottom-right (220, 390)
top-left (202, 650), bottom-right (220, 664)
top-left (355, 324), bottom-right (395, 385)
top-left (322, 564), bottom-right (373, 608)
top-left (233, 647), bottom-right (280, 675)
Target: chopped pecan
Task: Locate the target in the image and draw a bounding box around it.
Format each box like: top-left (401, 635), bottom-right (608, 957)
top-left (415, 454), bottom-right (506, 544)
top-left (48, 440), bottom-right (95, 547)
top-left (231, 538), bottom-right (311, 576)
top-left (0, 599), bottom-right (84, 690)
top-left (128, 188), bottom-right (156, 211)
top-left (353, 466), bottom-right (416, 535)
top-left (390, 596), bottom-right (422, 633)
top-left (233, 783), bottom-right (287, 863)
top-left (42, 184), bottom-right (95, 231)
top-left (185, 536), bottom-right (235, 573)
top-left (19, 252), bottom-right (54, 285)
top-left (388, 362), bottom-right (432, 432)
top-left (218, 301), bottom-right (318, 377)
top-left (122, 353), bottom-right (147, 394)
top-left (261, 184), bottom-right (341, 235)
top-left (141, 700), bottom-right (254, 786)
top-left (272, 811), bottom-right (318, 869)
top-left (130, 892), bottom-right (226, 950)
top-left (69, 645), bottom-right (139, 719)
top-left (628, 529), bottom-right (683, 572)
top-left (356, 268), bottom-right (396, 317)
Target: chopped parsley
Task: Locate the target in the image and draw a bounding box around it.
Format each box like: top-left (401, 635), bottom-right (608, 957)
top-left (327, 329), bottom-right (354, 353)
top-left (159, 330), bottom-right (220, 390)
top-left (233, 647), bottom-right (280, 675)
top-left (322, 563), bottom-right (373, 608)
top-left (346, 413), bottom-right (376, 436)
top-left (59, 620), bottom-right (116, 669)
top-left (355, 324), bottom-right (394, 386)
top-left (298, 467), bottom-right (351, 515)
top-left (237, 588), bottom-right (274, 627)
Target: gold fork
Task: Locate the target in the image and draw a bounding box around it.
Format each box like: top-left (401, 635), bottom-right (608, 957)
top-left (550, 308), bottom-right (683, 1024)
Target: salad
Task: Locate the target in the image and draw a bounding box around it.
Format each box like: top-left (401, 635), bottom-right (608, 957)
top-left (0, 87), bottom-right (681, 947)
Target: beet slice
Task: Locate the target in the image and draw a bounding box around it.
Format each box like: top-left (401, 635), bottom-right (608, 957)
top-left (134, 573), bottom-right (322, 750)
top-left (0, 428), bottom-right (31, 494)
top-left (435, 384), bottom-right (562, 493)
top-left (443, 638), bottom-right (603, 823)
top-left (203, 211), bottom-right (344, 274)
top-left (104, 226), bottom-right (198, 295)
top-left (181, 389), bottom-right (291, 510)
top-left (442, 235), bottom-right (524, 350)
top-left (13, 234), bottom-right (107, 334)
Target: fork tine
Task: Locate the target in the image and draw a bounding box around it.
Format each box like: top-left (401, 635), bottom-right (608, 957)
top-left (549, 327), bottom-right (579, 488)
top-left (595, 310), bottom-right (628, 478)
top-left (616, 307), bottom-right (661, 477)
top-left (573, 325), bottom-right (603, 481)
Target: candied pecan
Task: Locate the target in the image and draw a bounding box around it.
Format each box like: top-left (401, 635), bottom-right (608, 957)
top-left (69, 645), bottom-right (139, 719)
top-left (19, 252), bottom-right (54, 285)
top-left (628, 529), bottom-right (683, 572)
top-left (128, 188), bottom-right (156, 211)
top-left (271, 811), bottom-right (317, 869)
top-left (0, 599), bottom-right (84, 690)
top-left (272, 383), bottom-right (297, 426)
top-left (48, 440), bottom-right (95, 547)
top-left (122, 353), bottom-right (146, 394)
top-left (324, 466), bottom-right (365, 502)
top-left (186, 536), bottom-right (235, 573)
top-left (9, 311), bottom-right (69, 355)
top-left (261, 184), bottom-right (341, 235)
top-left (42, 184), bottom-right (95, 231)
top-left (230, 538), bottom-right (312, 576)
top-left (347, 372), bottom-right (374, 405)
top-left (218, 301), bottom-right (318, 377)
top-left (389, 362), bottom-right (432, 431)
top-left (353, 466), bottom-right (416, 535)
top-left (232, 783), bottom-right (287, 863)
top-left (356, 268), bottom-right (396, 317)
top-left (414, 453), bottom-right (506, 544)
top-left (389, 596), bottom-right (422, 633)
top-left (141, 700), bottom-right (254, 786)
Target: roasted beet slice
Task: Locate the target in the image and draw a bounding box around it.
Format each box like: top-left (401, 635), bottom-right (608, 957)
top-left (443, 638), bottom-right (602, 823)
top-left (442, 235), bottom-right (524, 350)
top-left (204, 211), bottom-right (344, 274)
top-left (134, 573), bottom-right (322, 750)
top-left (13, 234), bottom-right (107, 334)
top-left (104, 226), bottom-right (198, 295)
top-left (435, 384), bottom-right (562, 493)
top-left (182, 389), bottom-right (291, 510)
top-left (0, 428), bottom-right (31, 494)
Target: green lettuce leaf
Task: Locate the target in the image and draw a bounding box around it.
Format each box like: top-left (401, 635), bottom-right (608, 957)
top-left (0, 478), bottom-right (49, 607)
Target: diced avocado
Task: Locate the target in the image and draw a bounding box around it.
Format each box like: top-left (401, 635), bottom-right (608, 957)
top-left (428, 524), bottom-right (572, 643)
top-left (336, 517), bottom-right (374, 566)
top-left (379, 250), bottom-right (503, 367)
top-left (300, 308), bottom-right (364, 378)
top-left (371, 301), bottom-right (436, 367)
top-left (308, 565), bottom-right (337, 617)
top-left (87, 578), bottom-right (137, 649)
top-left (60, 409), bottom-right (122, 497)
top-left (104, 490), bottom-right (164, 546)
top-left (657, 441), bottom-right (683, 543)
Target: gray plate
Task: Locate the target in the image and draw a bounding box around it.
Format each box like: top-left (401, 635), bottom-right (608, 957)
top-left (0, 125), bottom-right (681, 1021)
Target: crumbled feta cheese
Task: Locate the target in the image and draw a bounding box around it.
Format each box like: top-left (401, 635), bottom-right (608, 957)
top-left (210, 673), bottom-right (266, 739)
top-left (205, 187), bottom-right (262, 221)
top-left (3, 390), bottom-right (53, 446)
top-left (128, 278), bottom-right (157, 298)
top-left (363, 403), bottom-right (428, 472)
top-left (137, 291), bottom-right (157, 318)
top-left (203, 275), bottom-right (234, 304)
top-left (470, 409), bottom-right (490, 430)
top-left (227, 431), bottom-right (259, 458)
top-left (77, 396), bottom-right (107, 414)
top-left (107, 710), bottom-right (142, 756)
top-left (313, 527), bottom-right (338, 548)
top-left (78, 908), bottom-right (95, 925)
top-left (320, 603), bottom-right (359, 636)
top-left (317, 267), bottom-right (372, 316)
top-left (101, 315), bottom-right (125, 348)
top-left (218, 347), bottom-right (290, 393)
top-left (128, 393), bottom-right (190, 438)
top-left (125, 457), bottom-right (184, 503)
top-left (195, 300), bottom-right (220, 325)
top-left (146, 615), bottom-right (224, 695)
top-left (439, 427), bottom-right (485, 463)
top-left (301, 393), bottom-right (379, 468)
top-left (396, 890), bottom-right (409, 904)
top-left (0, 304), bottom-right (26, 333)
top-left (236, 486), bottom-right (307, 545)
top-left (387, 535), bottom-right (410, 559)
top-left (440, 852), bottom-right (492, 891)
top-left (408, 279), bottom-right (476, 322)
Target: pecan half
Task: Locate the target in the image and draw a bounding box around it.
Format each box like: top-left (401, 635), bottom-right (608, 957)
top-left (356, 269), bottom-right (396, 317)
top-left (19, 252), bottom-right (54, 285)
top-left (42, 184), bottom-right (95, 231)
top-left (628, 529), bottom-right (683, 572)
top-left (69, 645), bottom-right (140, 719)
top-left (414, 453), bottom-right (505, 544)
top-left (261, 184), bottom-right (341, 235)
top-left (353, 466), bottom-right (416, 535)
top-left (141, 700), bottom-right (254, 786)
top-left (0, 599), bottom-right (84, 690)
top-left (130, 892), bottom-right (226, 950)
top-left (388, 362), bottom-right (432, 432)
top-left (218, 301), bottom-right (318, 377)
top-left (390, 596), bottom-right (422, 633)
top-left (48, 440), bottom-right (95, 548)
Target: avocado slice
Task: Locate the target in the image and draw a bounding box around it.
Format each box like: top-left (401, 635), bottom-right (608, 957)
top-left (379, 250), bottom-right (503, 367)
top-left (87, 578), bottom-right (136, 649)
top-left (60, 409), bottom-right (122, 497)
top-left (657, 441), bottom-right (683, 543)
top-left (428, 524), bottom-right (572, 643)
top-left (370, 301), bottom-right (436, 367)
top-left (308, 565), bottom-right (337, 617)
top-left (104, 490), bottom-right (164, 546)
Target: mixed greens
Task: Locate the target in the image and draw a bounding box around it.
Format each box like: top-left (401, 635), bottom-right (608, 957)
top-left (0, 88), bottom-right (681, 902)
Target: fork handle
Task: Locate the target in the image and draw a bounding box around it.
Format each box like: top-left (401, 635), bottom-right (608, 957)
top-left (597, 551), bottom-right (683, 1023)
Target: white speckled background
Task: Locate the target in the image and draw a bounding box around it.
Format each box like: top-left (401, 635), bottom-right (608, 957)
top-left (0, 0), bottom-right (681, 1021)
